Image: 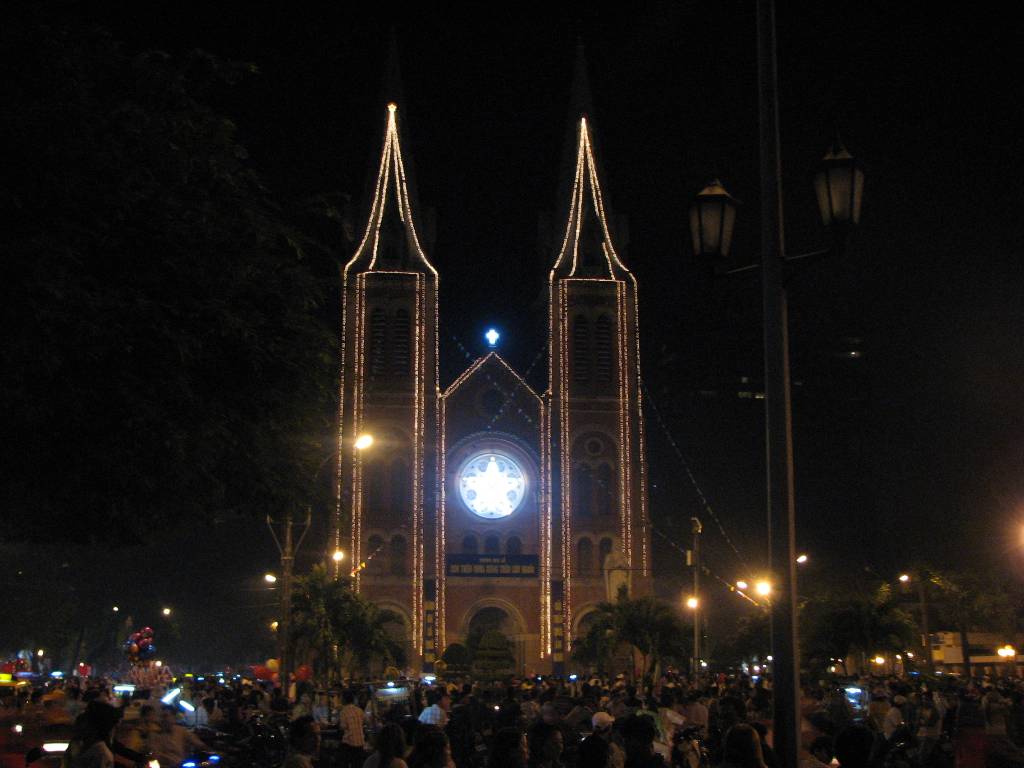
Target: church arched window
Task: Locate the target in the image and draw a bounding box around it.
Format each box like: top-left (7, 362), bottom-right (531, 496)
top-left (572, 464), bottom-right (593, 517)
top-left (369, 308), bottom-right (387, 380)
top-left (598, 537), bottom-right (613, 573)
top-left (389, 459), bottom-right (410, 514)
top-left (595, 314), bottom-right (614, 383)
top-left (391, 309), bottom-right (411, 377)
top-left (389, 535), bottom-right (407, 576)
top-left (596, 463), bottom-right (614, 517)
top-left (506, 536), bottom-right (522, 556)
top-left (462, 534), bottom-right (478, 554)
top-left (572, 315), bottom-right (590, 383)
top-left (484, 535), bottom-right (500, 555)
top-left (577, 538), bottom-right (594, 577)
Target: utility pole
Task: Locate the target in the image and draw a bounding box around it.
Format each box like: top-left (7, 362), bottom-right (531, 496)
top-left (757, 1), bottom-right (800, 766)
top-left (916, 572), bottom-right (935, 675)
top-left (691, 517), bottom-right (702, 678)
top-left (268, 508), bottom-right (311, 702)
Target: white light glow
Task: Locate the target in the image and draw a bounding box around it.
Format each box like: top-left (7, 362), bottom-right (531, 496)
top-left (485, 328), bottom-right (500, 347)
top-left (42, 744), bottom-right (69, 753)
top-left (354, 434), bottom-right (374, 451)
top-left (459, 453), bottom-right (526, 519)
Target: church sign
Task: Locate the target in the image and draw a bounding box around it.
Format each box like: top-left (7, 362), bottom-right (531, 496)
top-left (446, 554), bottom-right (539, 578)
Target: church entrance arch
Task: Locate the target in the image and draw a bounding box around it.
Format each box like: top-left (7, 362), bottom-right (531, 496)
top-left (462, 599), bottom-right (527, 675)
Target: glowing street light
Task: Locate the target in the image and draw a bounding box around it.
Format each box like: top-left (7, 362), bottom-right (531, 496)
top-left (332, 549), bottom-right (346, 563)
top-left (264, 573), bottom-right (278, 584)
top-left (796, 554), bottom-right (808, 564)
top-left (898, 574), bottom-right (910, 583)
top-left (873, 656), bottom-right (886, 665)
top-left (998, 645), bottom-right (1016, 658)
top-left (755, 580), bottom-right (772, 597)
top-left (162, 607), bottom-right (172, 616)
top-left (36, 649), bottom-right (44, 657)
top-left (736, 580), bottom-right (749, 590)
top-left (112, 606), bottom-right (119, 613)
top-left (354, 433), bottom-right (374, 451)
top-left (270, 621), bottom-right (279, 631)
top-left (686, 596), bottom-right (699, 610)
top-left (485, 328), bottom-right (501, 347)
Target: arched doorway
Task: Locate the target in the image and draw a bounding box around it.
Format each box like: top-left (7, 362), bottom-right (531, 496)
top-left (463, 601), bottom-right (527, 676)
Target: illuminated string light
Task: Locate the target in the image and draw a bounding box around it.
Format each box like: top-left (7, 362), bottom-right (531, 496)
top-left (337, 102), bottom-right (438, 660)
top-left (548, 115), bottom-right (651, 652)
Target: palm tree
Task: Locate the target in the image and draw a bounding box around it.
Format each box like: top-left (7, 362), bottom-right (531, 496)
top-left (289, 565), bottom-right (407, 684)
top-left (571, 588), bottom-right (689, 681)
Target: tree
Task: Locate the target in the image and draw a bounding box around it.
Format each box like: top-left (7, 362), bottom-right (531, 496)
top-left (571, 589), bottom-right (690, 681)
top-left (0, 21), bottom-right (340, 543)
top-left (926, 568), bottom-right (1017, 677)
top-left (801, 583), bottom-right (916, 673)
top-left (470, 631), bottom-right (516, 681)
top-left (713, 612), bottom-right (772, 667)
top-left (289, 565), bottom-right (406, 685)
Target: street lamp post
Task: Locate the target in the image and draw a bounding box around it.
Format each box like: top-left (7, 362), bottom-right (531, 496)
top-left (690, 517), bottom-right (702, 677)
top-left (267, 508), bottom-right (311, 703)
top-left (688, 3), bottom-right (864, 765)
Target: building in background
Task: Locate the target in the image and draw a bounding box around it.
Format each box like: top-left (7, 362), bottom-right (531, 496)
top-left (331, 61), bottom-right (651, 674)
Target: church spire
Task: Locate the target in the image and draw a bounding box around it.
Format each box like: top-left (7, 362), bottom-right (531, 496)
top-left (345, 51), bottom-right (436, 277)
top-left (550, 116), bottom-right (630, 280)
top-left (551, 41), bottom-right (628, 280)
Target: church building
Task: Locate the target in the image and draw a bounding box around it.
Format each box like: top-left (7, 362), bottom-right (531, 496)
top-left (331, 60), bottom-right (652, 674)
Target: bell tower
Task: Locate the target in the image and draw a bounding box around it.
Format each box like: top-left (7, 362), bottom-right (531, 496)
top-left (333, 94), bottom-right (439, 664)
top-left (547, 51), bottom-right (651, 668)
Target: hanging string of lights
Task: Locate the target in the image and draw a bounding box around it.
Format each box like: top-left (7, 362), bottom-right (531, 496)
top-left (641, 380), bottom-right (752, 574)
top-left (652, 527), bottom-right (763, 608)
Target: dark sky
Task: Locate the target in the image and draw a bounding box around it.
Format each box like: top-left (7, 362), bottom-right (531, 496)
top-left (19, 1), bottom-right (1024, 664)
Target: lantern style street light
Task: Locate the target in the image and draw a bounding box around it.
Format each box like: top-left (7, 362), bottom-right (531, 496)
top-left (815, 141), bottom-right (865, 228)
top-left (689, 180), bottom-right (739, 260)
top-left (687, 4), bottom-right (865, 766)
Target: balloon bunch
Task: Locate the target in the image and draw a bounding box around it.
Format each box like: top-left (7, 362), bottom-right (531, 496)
top-left (124, 627), bottom-right (156, 665)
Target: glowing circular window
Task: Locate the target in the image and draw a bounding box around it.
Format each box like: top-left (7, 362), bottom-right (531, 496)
top-left (458, 452), bottom-right (527, 519)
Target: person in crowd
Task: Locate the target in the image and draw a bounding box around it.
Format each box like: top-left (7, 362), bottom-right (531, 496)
top-left (407, 725), bottom-right (455, 768)
top-left (418, 688), bottom-right (451, 728)
top-left (151, 705), bottom-right (205, 768)
top-left (340, 689), bottom-right (368, 768)
top-left (487, 727), bottom-right (528, 768)
top-left (833, 724), bottom-right (874, 768)
top-left (526, 721), bottom-right (564, 768)
top-left (68, 701), bottom-right (122, 768)
top-left (621, 713), bottom-right (666, 768)
top-left (363, 722), bottom-right (408, 768)
top-left (284, 714), bottom-right (321, 768)
top-left (719, 723), bottom-right (767, 768)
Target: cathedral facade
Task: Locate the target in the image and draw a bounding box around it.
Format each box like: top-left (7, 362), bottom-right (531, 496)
top-left (331, 93), bottom-right (651, 675)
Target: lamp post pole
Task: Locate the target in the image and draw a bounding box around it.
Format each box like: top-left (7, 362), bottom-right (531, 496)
top-left (692, 517), bottom-right (702, 678)
top-left (268, 508), bottom-right (310, 702)
top-left (757, 2), bottom-right (800, 767)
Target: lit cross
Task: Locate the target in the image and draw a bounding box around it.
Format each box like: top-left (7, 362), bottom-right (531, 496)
top-left (464, 456), bottom-right (518, 517)
top-left (485, 328), bottom-right (500, 347)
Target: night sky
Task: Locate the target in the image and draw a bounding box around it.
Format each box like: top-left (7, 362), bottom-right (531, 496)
top-left (8, 1), bottom-right (1024, 666)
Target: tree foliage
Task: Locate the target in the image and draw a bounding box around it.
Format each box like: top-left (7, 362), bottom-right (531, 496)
top-left (0, 21), bottom-right (340, 542)
top-left (571, 589), bottom-right (690, 680)
top-left (289, 565), bottom-right (406, 684)
top-left (801, 583), bottom-right (916, 672)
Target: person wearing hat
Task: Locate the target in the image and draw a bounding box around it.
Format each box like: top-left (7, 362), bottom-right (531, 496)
top-left (582, 712), bottom-right (624, 768)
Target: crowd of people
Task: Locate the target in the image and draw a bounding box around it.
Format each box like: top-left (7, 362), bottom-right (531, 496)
top-left (7, 670), bottom-right (1024, 768)
top-left (277, 670), bottom-right (1024, 768)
